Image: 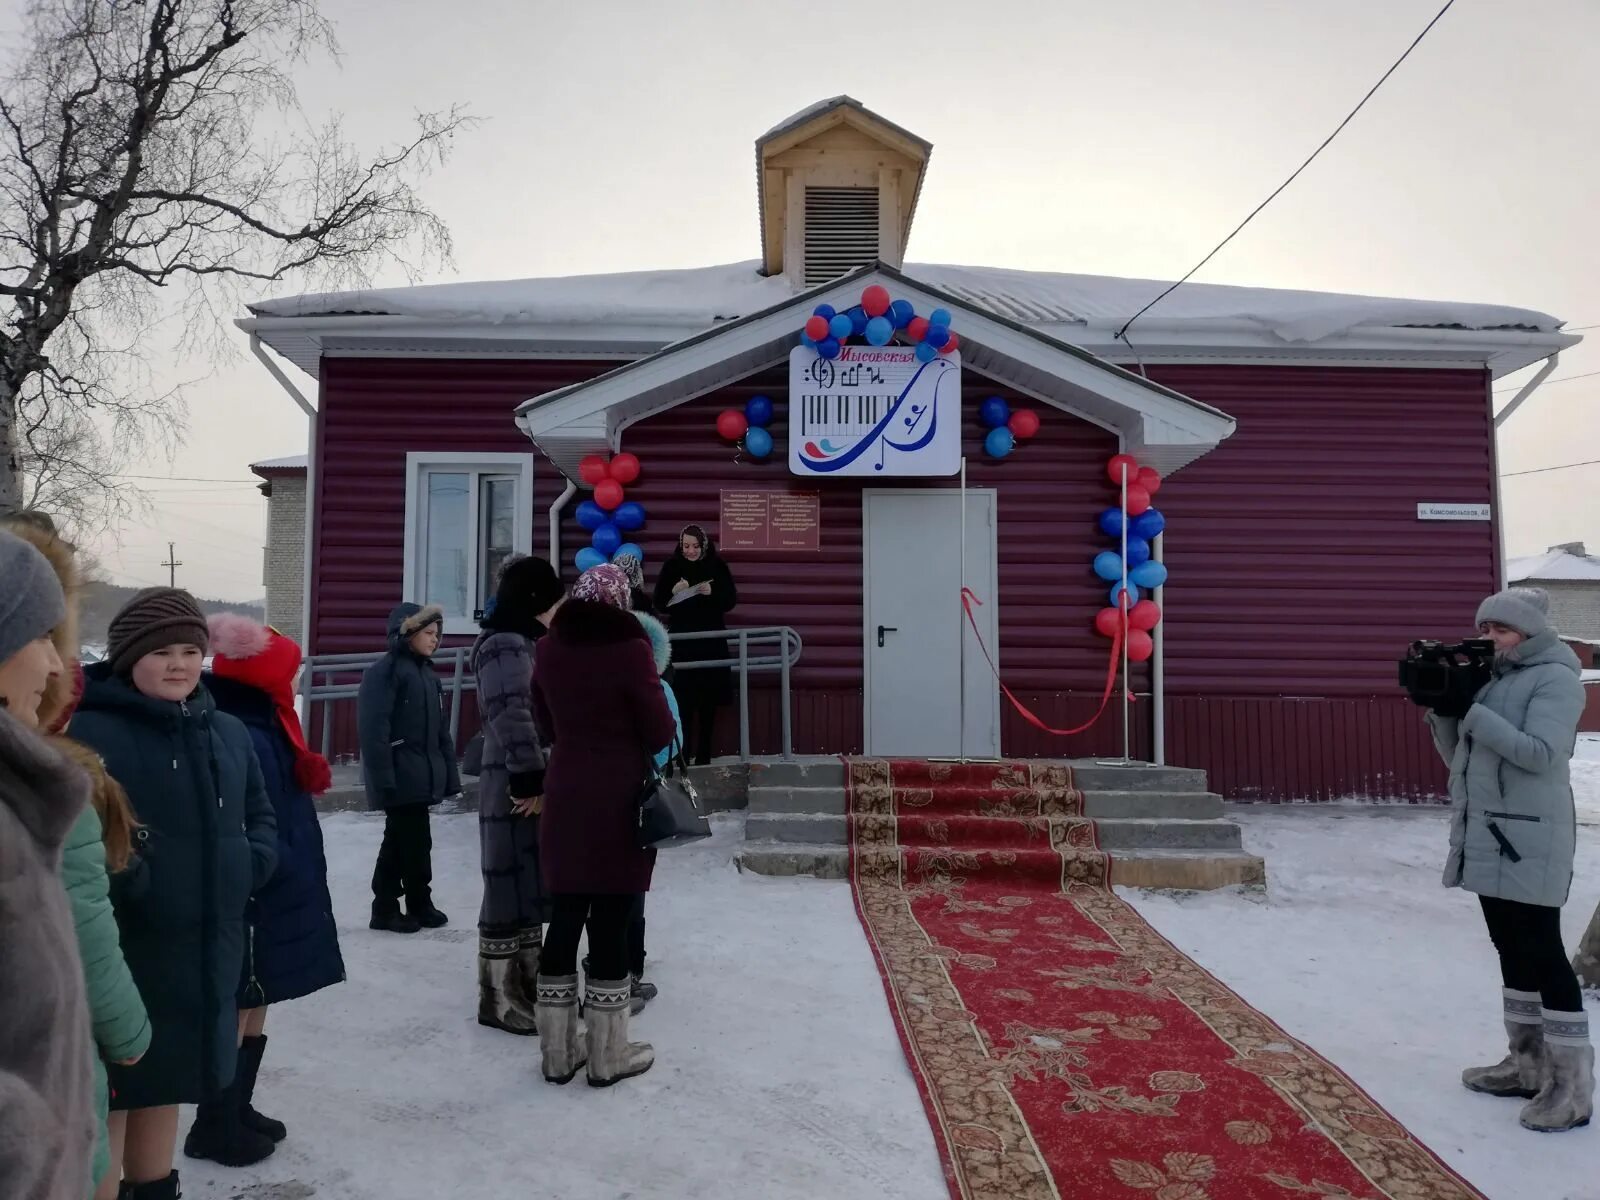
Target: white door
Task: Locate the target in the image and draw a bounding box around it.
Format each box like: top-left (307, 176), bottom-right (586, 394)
top-left (864, 490), bottom-right (1000, 759)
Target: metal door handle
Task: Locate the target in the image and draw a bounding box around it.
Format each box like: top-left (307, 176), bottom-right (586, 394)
top-left (877, 625), bottom-right (898, 648)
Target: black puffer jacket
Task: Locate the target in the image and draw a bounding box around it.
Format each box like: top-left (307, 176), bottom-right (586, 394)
top-left (70, 664), bottom-right (277, 1108)
top-left (358, 604), bottom-right (462, 811)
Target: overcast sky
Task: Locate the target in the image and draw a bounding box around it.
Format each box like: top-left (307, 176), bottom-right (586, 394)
top-left (72, 0), bottom-right (1599, 600)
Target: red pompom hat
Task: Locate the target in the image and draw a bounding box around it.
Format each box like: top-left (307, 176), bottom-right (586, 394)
top-left (208, 613), bottom-right (333, 795)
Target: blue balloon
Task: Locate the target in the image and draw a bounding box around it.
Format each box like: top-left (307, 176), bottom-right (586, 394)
top-left (1110, 580), bottom-right (1141, 608)
top-left (1125, 537), bottom-right (1151, 568)
top-left (1131, 560), bottom-right (1168, 590)
top-left (744, 426), bottom-right (774, 458)
top-left (1098, 507), bottom-right (1127, 538)
top-left (865, 315), bottom-right (893, 346)
top-left (801, 331), bottom-right (816, 348)
top-left (924, 323), bottom-right (951, 350)
top-left (575, 547), bottom-right (606, 573)
top-left (592, 522), bottom-right (622, 556)
top-left (614, 501), bottom-right (646, 531)
top-left (828, 313), bottom-right (853, 340)
top-left (613, 542), bottom-right (644, 564)
top-left (1132, 508), bottom-right (1166, 541)
top-left (984, 426), bottom-right (1015, 458)
top-left (1093, 550), bottom-right (1124, 581)
top-left (818, 337), bottom-right (841, 360)
top-left (848, 306), bottom-right (868, 335)
top-left (813, 303), bottom-right (836, 320)
top-left (978, 396), bottom-right (1011, 429)
top-left (745, 394), bottom-right (774, 427)
top-left (915, 341), bottom-right (937, 363)
top-left (889, 299), bottom-right (915, 329)
top-left (575, 500), bottom-right (606, 531)
top-left (930, 307), bottom-right (952, 327)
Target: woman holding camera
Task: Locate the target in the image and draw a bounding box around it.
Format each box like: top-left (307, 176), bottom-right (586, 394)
top-left (1427, 587), bottom-right (1589, 1133)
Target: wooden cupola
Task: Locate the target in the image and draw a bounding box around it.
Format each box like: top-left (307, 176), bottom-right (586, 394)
top-left (757, 97), bottom-right (932, 288)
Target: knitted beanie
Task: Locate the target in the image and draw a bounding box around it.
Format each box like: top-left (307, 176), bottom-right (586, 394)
top-left (0, 528), bottom-right (66, 666)
top-left (1475, 587), bottom-right (1552, 639)
top-left (107, 587), bottom-right (210, 675)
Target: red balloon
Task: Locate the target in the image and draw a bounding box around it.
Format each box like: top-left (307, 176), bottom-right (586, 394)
top-left (1128, 599), bottom-right (1162, 631)
top-left (1137, 466), bottom-right (1162, 495)
top-left (578, 455), bottom-right (610, 485)
top-left (1127, 629), bottom-right (1155, 663)
top-left (716, 409), bottom-right (748, 441)
top-left (609, 452), bottom-right (641, 485)
top-left (1106, 453), bottom-right (1139, 485)
top-left (593, 478), bottom-right (624, 511)
top-left (1094, 607), bottom-right (1126, 638)
top-left (861, 285), bottom-right (891, 318)
top-left (1124, 484), bottom-right (1153, 517)
top-left (804, 315), bottom-right (830, 341)
top-left (940, 331), bottom-right (960, 356)
top-left (1007, 409), bottom-right (1041, 440)
top-left (907, 316), bottom-right (930, 343)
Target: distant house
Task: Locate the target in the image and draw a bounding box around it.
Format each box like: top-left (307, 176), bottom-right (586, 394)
top-left (1508, 543), bottom-right (1600, 642)
top-left (251, 454), bottom-right (308, 644)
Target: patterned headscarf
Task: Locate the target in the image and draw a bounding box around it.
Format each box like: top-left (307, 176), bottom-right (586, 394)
top-left (612, 552), bottom-right (645, 593)
top-left (572, 563), bottom-right (632, 610)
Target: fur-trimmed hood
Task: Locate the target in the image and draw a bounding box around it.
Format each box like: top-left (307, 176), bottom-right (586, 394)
top-left (387, 603), bottom-right (444, 652)
top-left (634, 611), bottom-right (672, 675)
top-left (0, 515), bottom-right (82, 732)
top-left (549, 598), bottom-right (650, 648)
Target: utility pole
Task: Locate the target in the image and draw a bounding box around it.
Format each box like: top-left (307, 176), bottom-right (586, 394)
top-left (161, 542), bottom-right (182, 587)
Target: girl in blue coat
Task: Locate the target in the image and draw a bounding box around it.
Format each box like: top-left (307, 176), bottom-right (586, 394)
top-left (203, 614), bottom-right (345, 1154)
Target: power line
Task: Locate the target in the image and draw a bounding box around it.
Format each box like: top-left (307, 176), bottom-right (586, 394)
top-left (113, 474), bottom-right (259, 484)
top-left (1493, 369), bottom-right (1600, 394)
top-left (1502, 458), bottom-right (1600, 479)
top-left (1115, 0), bottom-right (1459, 342)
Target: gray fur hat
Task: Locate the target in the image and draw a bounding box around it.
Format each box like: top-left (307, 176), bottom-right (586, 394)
top-left (1476, 587), bottom-right (1552, 638)
top-left (0, 528), bottom-right (67, 667)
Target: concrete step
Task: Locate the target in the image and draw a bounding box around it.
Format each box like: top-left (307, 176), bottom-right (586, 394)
top-left (733, 843), bottom-right (1266, 891)
top-left (746, 785), bottom-right (848, 815)
top-left (1093, 818), bottom-right (1242, 851)
top-left (1081, 791), bottom-right (1224, 819)
top-left (746, 813), bottom-right (847, 844)
top-left (748, 759), bottom-right (846, 788)
top-left (1067, 763), bottom-right (1210, 793)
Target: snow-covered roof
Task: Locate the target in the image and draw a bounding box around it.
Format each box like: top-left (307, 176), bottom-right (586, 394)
top-left (1508, 549), bottom-right (1600, 583)
top-left (247, 259), bottom-right (1563, 343)
top-left (250, 453), bottom-right (308, 473)
top-left (759, 95), bottom-right (931, 152)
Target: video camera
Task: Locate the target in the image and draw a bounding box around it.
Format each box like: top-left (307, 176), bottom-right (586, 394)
top-left (1397, 639), bottom-right (1494, 714)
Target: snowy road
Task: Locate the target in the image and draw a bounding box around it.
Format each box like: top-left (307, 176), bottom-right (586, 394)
top-left (186, 749), bottom-right (1600, 1200)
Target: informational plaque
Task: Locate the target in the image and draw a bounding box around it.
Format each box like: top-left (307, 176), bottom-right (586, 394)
top-left (788, 345), bottom-right (961, 477)
top-left (720, 489), bottom-right (820, 551)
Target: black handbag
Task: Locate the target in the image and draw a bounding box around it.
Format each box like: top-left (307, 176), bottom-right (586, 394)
top-left (636, 741), bottom-right (711, 849)
top-left (462, 732), bottom-right (485, 777)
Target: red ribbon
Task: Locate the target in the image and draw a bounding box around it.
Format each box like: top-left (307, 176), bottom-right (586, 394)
top-left (960, 587), bottom-right (1125, 737)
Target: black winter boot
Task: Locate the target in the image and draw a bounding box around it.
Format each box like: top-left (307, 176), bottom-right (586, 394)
top-left (183, 1078), bottom-right (276, 1167)
top-left (123, 1172), bottom-right (181, 1199)
top-left (237, 1035), bottom-right (286, 1142)
top-left (370, 901), bottom-right (420, 934)
top-left (407, 894), bottom-right (449, 929)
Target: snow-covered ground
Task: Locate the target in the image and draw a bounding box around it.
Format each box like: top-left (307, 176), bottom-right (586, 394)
top-left (187, 749), bottom-right (1600, 1200)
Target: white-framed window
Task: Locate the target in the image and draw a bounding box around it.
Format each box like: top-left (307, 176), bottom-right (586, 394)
top-left (402, 452), bottom-right (535, 635)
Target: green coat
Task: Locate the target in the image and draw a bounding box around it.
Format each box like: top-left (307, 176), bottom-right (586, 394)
top-left (62, 804), bottom-right (151, 1191)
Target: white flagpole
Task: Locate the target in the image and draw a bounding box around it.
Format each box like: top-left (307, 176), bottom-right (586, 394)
top-left (1120, 460), bottom-right (1131, 762)
top-left (959, 456), bottom-right (968, 764)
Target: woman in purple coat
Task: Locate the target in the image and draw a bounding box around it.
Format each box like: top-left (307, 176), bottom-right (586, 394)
top-left (530, 564), bottom-right (677, 1088)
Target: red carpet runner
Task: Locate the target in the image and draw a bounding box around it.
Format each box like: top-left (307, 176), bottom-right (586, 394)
top-left (846, 759), bottom-right (1486, 1200)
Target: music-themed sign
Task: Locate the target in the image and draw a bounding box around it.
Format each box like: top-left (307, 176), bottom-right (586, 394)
top-left (788, 346), bottom-right (961, 477)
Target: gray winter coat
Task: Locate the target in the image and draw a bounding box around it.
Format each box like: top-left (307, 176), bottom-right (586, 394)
top-left (358, 604), bottom-right (461, 811)
top-left (472, 628), bottom-right (549, 930)
top-left (1428, 629), bottom-right (1585, 907)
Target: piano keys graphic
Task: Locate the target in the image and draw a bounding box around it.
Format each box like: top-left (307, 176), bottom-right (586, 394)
top-left (797, 392), bottom-right (897, 440)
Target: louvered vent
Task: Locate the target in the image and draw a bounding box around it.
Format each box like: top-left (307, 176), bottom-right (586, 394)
top-left (803, 186), bottom-right (881, 286)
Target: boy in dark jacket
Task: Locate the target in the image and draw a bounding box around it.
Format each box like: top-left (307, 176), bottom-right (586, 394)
top-left (359, 603), bottom-right (461, 933)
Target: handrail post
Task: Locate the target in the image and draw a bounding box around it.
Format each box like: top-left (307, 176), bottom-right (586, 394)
top-left (781, 630), bottom-right (794, 759)
top-left (321, 694), bottom-right (332, 760)
top-left (738, 629), bottom-right (750, 759)
top-left (449, 649), bottom-right (464, 745)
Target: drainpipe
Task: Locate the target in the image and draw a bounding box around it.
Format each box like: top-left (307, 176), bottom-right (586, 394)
top-left (1491, 352), bottom-right (1559, 587)
top-left (548, 478), bottom-right (577, 566)
top-left (1152, 532), bottom-right (1165, 766)
top-left (250, 335), bottom-right (317, 653)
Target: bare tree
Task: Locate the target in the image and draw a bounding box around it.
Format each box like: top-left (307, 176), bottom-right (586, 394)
top-left (0, 0), bottom-right (469, 521)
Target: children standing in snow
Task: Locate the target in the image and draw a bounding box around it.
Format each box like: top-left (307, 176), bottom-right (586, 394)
top-left (1426, 586), bottom-right (1591, 1133)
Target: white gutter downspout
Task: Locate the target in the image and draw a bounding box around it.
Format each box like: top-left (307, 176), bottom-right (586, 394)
top-left (1491, 352), bottom-right (1559, 586)
top-left (249, 334), bottom-right (317, 654)
top-left (548, 479), bottom-right (577, 568)
top-left (1152, 532), bottom-right (1165, 766)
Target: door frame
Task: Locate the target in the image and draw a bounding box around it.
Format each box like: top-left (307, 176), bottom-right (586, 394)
top-left (861, 486), bottom-right (1002, 759)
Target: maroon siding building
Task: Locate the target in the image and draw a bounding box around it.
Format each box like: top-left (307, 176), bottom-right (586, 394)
top-left (243, 97), bottom-right (1576, 801)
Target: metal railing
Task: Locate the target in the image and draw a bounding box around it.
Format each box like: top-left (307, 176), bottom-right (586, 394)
top-left (298, 625), bottom-right (803, 761)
